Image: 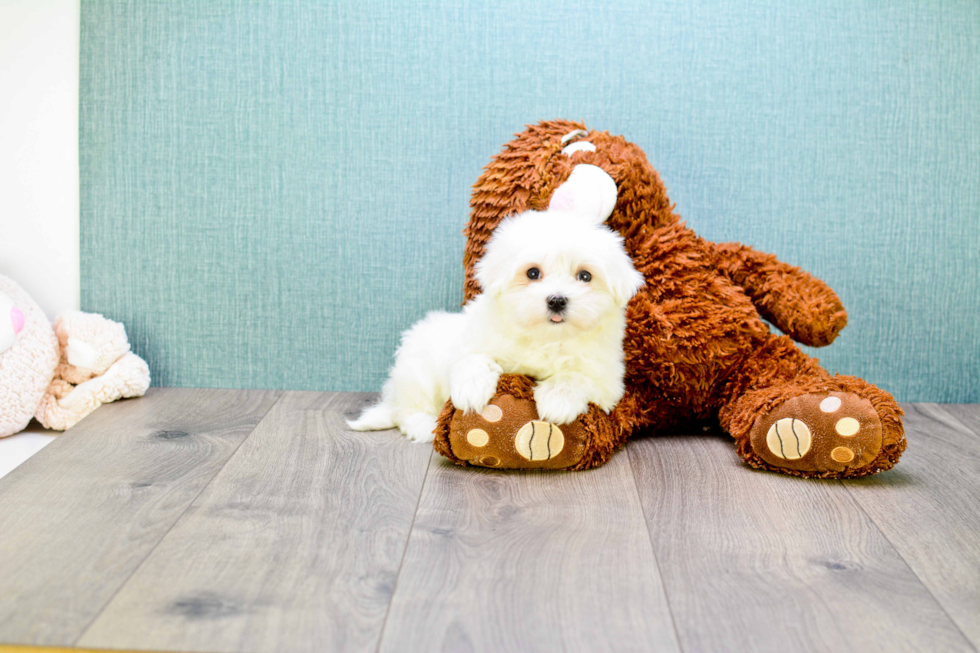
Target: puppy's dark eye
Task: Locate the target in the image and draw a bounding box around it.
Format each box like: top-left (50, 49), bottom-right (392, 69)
top-left (577, 270), bottom-right (592, 283)
top-left (527, 267), bottom-right (541, 280)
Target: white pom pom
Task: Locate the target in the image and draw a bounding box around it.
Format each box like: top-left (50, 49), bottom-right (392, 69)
top-left (548, 164), bottom-right (618, 225)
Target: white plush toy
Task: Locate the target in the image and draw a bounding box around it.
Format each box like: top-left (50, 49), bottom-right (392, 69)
top-left (0, 274), bottom-right (150, 437)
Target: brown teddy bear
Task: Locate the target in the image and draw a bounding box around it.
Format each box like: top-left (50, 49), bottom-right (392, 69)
top-left (434, 119), bottom-right (906, 478)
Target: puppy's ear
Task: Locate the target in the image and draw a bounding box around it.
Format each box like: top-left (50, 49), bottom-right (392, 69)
top-left (599, 244), bottom-right (645, 307)
top-left (474, 226), bottom-right (518, 296)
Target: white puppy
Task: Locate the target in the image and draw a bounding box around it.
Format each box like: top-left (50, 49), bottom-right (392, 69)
top-left (348, 165), bottom-right (644, 442)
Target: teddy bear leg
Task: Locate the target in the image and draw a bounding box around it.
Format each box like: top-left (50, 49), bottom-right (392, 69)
top-left (717, 335), bottom-right (906, 478)
top-left (433, 374), bottom-right (626, 471)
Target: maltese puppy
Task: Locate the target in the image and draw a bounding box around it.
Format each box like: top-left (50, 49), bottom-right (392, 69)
top-left (348, 163), bottom-right (643, 442)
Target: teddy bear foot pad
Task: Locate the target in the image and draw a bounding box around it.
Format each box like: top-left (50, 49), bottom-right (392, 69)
top-left (448, 394), bottom-right (589, 470)
top-left (749, 392), bottom-right (883, 474)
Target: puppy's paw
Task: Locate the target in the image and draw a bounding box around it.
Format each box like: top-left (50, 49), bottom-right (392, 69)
top-left (450, 357), bottom-right (502, 414)
top-left (402, 412), bottom-right (437, 443)
top-left (451, 375), bottom-right (499, 414)
top-left (533, 381), bottom-right (590, 425)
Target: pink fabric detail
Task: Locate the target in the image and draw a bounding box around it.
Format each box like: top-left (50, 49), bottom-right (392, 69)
top-left (10, 306), bottom-right (24, 334)
top-left (548, 185), bottom-right (576, 211)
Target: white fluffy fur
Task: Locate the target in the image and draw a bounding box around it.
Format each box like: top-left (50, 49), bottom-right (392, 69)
top-left (347, 209), bottom-right (644, 442)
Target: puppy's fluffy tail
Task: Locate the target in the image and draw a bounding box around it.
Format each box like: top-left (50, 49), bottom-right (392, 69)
top-left (346, 402), bottom-right (396, 431)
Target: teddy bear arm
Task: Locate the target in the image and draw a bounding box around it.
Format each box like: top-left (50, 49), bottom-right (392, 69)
top-left (35, 352), bottom-right (150, 431)
top-left (711, 242), bottom-right (848, 347)
top-left (53, 311), bottom-right (132, 384)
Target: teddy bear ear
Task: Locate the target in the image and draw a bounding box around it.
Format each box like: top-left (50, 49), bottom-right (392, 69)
top-left (548, 164), bottom-right (618, 226)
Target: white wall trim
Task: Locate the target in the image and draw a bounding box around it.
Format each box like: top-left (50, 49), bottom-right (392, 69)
top-left (0, 0), bottom-right (81, 320)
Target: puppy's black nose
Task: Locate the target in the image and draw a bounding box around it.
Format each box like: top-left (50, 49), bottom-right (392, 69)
top-left (547, 295), bottom-right (568, 312)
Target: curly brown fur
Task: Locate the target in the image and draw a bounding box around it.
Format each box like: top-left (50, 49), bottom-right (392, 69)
top-left (432, 399), bottom-right (463, 464)
top-left (712, 243), bottom-right (848, 347)
top-left (442, 120), bottom-right (905, 479)
top-left (570, 404), bottom-right (627, 470)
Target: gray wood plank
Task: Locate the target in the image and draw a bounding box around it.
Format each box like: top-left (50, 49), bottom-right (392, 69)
top-left (845, 403), bottom-right (980, 648)
top-left (78, 391), bottom-right (431, 653)
top-left (942, 403), bottom-right (980, 436)
top-left (379, 452), bottom-right (680, 653)
top-left (628, 432), bottom-right (973, 653)
top-left (0, 387), bottom-right (280, 646)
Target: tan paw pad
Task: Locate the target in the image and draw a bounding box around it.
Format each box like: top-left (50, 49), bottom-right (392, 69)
top-left (835, 417), bottom-right (860, 436)
top-left (515, 421), bottom-right (564, 461)
top-left (765, 418), bottom-right (812, 460)
top-left (820, 396), bottom-right (842, 413)
top-left (466, 428), bottom-right (489, 447)
top-left (481, 405), bottom-right (503, 422)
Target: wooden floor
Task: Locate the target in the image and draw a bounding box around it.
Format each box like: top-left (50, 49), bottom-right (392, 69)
top-left (0, 389), bottom-right (978, 653)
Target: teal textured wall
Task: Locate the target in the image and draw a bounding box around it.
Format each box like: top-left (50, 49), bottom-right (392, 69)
top-left (80, 1), bottom-right (980, 401)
